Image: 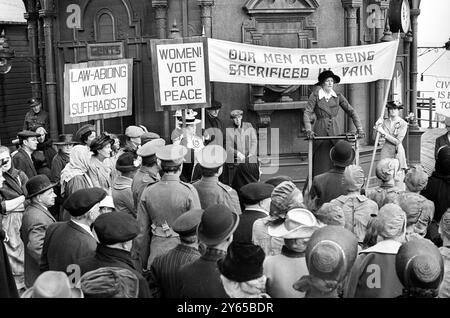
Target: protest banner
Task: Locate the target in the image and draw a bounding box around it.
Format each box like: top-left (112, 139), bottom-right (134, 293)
top-left (434, 77), bottom-right (450, 117)
top-left (63, 58), bottom-right (133, 124)
top-left (150, 36), bottom-right (210, 112)
top-left (208, 38), bottom-right (399, 85)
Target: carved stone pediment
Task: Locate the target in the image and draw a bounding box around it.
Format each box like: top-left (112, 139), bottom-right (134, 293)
top-left (244, 0), bottom-right (319, 17)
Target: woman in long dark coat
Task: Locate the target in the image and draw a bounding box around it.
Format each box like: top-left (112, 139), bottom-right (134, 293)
top-left (303, 70), bottom-right (365, 177)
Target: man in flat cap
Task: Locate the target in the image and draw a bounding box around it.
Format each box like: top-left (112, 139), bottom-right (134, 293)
top-left (78, 212), bottom-right (151, 298)
top-left (192, 145), bottom-right (241, 214)
top-left (23, 98), bottom-right (49, 132)
top-left (147, 208), bottom-right (203, 298)
top-left (20, 175), bottom-right (57, 288)
top-left (75, 124), bottom-right (96, 148)
top-left (112, 152), bottom-right (140, 218)
top-left (178, 204), bottom-right (239, 298)
top-left (12, 130), bottom-right (40, 179)
top-left (123, 126), bottom-right (145, 154)
top-left (233, 182), bottom-right (274, 244)
top-left (132, 138), bottom-right (165, 209)
top-left (134, 144), bottom-right (201, 269)
top-left (40, 188), bottom-right (106, 275)
top-left (224, 110), bottom-right (258, 185)
top-left (204, 100), bottom-right (225, 147)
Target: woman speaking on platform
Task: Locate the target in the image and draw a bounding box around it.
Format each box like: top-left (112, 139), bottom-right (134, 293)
top-left (303, 70), bottom-right (365, 177)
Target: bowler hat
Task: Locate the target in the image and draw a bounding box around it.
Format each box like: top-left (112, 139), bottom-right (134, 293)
top-left (210, 100), bottom-right (222, 110)
top-left (316, 70), bottom-right (341, 86)
top-left (329, 141), bottom-right (355, 167)
top-left (268, 208), bottom-right (319, 239)
top-left (218, 241), bottom-right (265, 283)
top-left (197, 204), bottom-right (239, 246)
top-left (21, 271), bottom-right (83, 298)
top-left (93, 212), bottom-right (139, 245)
top-left (80, 267), bottom-right (139, 298)
top-left (172, 208), bottom-right (204, 237)
top-left (26, 175), bottom-right (56, 199)
top-left (239, 182), bottom-right (274, 205)
top-left (63, 188), bottom-right (107, 217)
top-left (396, 239), bottom-right (444, 291)
top-left (29, 98), bottom-right (41, 107)
top-left (116, 152), bottom-right (139, 173)
top-left (306, 226), bottom-right (358, 282)
top-left (53, 134), bottom-right (78, 145)
top-left (386, 100), bottom-right (404, 110)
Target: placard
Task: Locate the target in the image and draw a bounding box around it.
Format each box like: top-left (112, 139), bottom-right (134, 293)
top-left (434, 77), bottom-right (450, 117)
top-left (63, 59), bottom-right (133, 124)
top-left (150, 37), bottom-right (210, 112)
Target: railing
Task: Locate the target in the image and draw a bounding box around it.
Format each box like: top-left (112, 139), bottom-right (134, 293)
top-left (417, 95), bottom-right (445, 129)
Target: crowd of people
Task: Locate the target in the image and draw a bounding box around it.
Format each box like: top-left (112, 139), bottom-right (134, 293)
top-left (0, 83), bottom-right (449, 299)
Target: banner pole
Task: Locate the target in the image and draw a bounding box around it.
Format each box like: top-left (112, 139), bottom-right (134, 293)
top-left (365, 79), bottom-right (392, 192)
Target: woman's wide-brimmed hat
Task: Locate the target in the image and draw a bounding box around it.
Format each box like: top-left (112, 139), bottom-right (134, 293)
top-left (316, 70), bottom-right (341, 86)
top-left (396, 239), bottom-right (444, 291)
top-left (386, 100), bottom-right (404, 110)
top-left (25, 175), bottom-right (57, 199)
top-left (53, 134), bottom-right (78, 145)
top-left (329, 141), bottom-right (355, 168)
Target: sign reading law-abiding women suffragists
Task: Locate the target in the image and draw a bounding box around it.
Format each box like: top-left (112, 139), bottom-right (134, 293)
top-left (63, 58), bottom-right (133, 124)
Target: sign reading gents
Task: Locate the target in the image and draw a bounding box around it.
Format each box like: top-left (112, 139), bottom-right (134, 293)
top-left (63, 58), bottom-right (133, 124)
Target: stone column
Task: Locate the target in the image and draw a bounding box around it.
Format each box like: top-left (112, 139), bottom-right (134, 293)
top-left (198, 0), bottom-right (214, 38)
top-left (23, 0), bottom-right (41, 100)
top-left (39, 0), bottom-right (58, 140)
top-left (152, 0), bottom-right (170, 141)
top-left (341, 0), bottom-right (363, 135)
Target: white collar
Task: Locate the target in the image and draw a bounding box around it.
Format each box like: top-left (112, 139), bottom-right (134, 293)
top-left (71, 219), bottom-right (95, 238)
top-left (244, 207), bottom-right (270, 216)
top-left (359, 239), bottom-right (402, 255)
top-left (318, 88), bottom-right (337, 100)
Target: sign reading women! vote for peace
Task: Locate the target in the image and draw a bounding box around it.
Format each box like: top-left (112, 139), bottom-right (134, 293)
top-left (150, 37), bottom-right (210, 112)
top-left (63, 59), bottom-right (133, 124)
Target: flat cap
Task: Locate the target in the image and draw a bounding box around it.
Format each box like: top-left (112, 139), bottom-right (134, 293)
top-left (76, 124), bottom-right (95, 141)
top-left (29, 98), bottom-right (41, 107)
top-left (93, 212), bottom-right (139, 245)
top-left (125, 126), bottom-right (145, 138)
top-left (172, 209), bottom-right (204, 236)
top-left (156, 144), bottom-right (188, 166)
top-left (63, 188), bottom-right (107, 217)
top-left (196, 145), bottom-right (227, 169)
top-left (230, 109), bottom-right (243, 118)
top-left (239, 182), bottom-right (274, 205)
top-left (17, 130), bottom-right (40, 139)
top-left (140, 132), bottom-right (161, 145)
top-left (137, 138), bottom-right (166, 157)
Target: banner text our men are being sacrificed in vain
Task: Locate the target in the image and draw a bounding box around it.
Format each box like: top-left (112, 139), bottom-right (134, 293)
top-left (69, 63), bottom-right (129, 117)
top-left (208, 38), bottom-right (399, 85)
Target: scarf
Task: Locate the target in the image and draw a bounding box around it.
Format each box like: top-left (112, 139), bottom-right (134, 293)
top-left (60, 145), bottom-right (92, 186)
